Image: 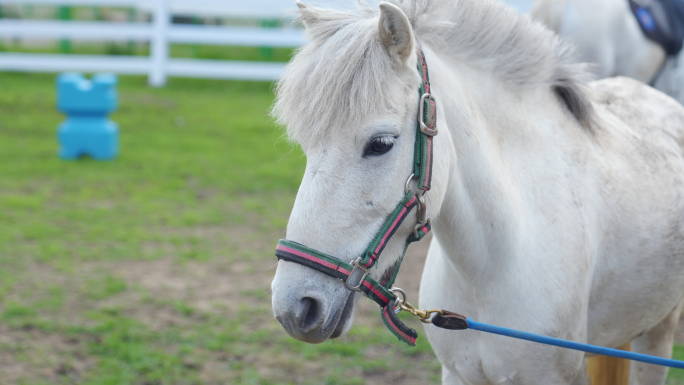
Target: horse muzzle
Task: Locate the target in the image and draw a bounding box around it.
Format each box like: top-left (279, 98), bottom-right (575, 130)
top-left (271, 260), bottom-right (356, 343)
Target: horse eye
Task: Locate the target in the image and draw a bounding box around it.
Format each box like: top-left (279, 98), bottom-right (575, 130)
top-left (364, 136), bottom-right (396, 157)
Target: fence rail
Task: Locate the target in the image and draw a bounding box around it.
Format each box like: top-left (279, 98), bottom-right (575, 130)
top-left (0, 0), bottom-right (307, 18)
top-left (0, 20), bottom-right (305, 46)
top-left (0, 52), bottom-right (288, 80)
top-left (0, 0), bottom-right (306, 86)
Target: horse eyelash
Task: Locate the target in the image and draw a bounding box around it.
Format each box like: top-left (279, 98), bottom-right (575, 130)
top-left (375, 136), bottom-right (395, 146)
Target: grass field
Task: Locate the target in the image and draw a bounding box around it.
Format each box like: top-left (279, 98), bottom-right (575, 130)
top-left (0, 71), bottom-right (442, 384)
top-left (1, 70), bottom-right (684, 385)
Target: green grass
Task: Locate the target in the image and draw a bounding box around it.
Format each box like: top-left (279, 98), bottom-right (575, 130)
top-left (0, 39), bottom-right (295, 62)
top-left (0, 71), bottom-right (441, 384)
top-left (668, 345), bottom-right (684, 384)
top-left (0, 73), bottom-right (301, 267)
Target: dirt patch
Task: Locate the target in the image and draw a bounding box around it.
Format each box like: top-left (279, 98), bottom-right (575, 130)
top-left (109, 233), bottom-right (432, 325)
top-left (0, 325), bottom-right (95, 385)
top-left (0, 227), bottom-right (438, 384)
top-left (11, 227), bottom-right (684, 384)
top-left (111, 256), bottom-right (277, 312)
top-left (109, 234), bottom-right (435, 383)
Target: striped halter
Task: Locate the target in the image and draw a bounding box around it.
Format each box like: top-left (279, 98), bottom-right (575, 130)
top-left (275, 45), bottom-right (437, 346)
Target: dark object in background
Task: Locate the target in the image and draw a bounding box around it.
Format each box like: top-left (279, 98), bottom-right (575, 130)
top-left (629, 0), bottom-right (684, 56)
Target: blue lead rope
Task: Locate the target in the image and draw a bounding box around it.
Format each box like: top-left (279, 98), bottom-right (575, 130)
top-left (466, 319), bottom-right (684, 369)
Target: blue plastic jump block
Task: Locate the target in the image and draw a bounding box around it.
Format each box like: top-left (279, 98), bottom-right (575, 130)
top-left (56, 72), bottom-right (119, 160)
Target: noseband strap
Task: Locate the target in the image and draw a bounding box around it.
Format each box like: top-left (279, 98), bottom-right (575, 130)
top-left (275, 45), bottom-right (436, 346)
top-left (276, 240), bottom-right (396, 308)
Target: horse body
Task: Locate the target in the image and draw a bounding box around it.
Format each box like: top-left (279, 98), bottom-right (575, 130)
top-left (531, 0), bottom-right (677, 100)
top-left (420, 65), bottom-right (684, 383)
top-left (270, 1), bottom-right (684, 383)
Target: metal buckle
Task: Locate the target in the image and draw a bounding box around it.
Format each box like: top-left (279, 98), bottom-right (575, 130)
top-left (419, 93), bottom-right (438, 136)
top-left (344, 258), bottom-right (370, 292)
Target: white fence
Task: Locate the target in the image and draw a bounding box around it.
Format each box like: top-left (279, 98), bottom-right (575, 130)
top-left (0, 0), bottom-right (536, 86)
top-left (0, 0), bottom-right (308, 86)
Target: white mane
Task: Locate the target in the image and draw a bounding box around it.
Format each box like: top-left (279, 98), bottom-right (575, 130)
top-left (272, 0), bottom-right (595, 145)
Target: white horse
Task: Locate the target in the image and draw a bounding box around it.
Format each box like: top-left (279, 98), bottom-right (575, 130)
top-left (270, 0), bottom-right (684, 384)
top-left (531, 0), bottom-right (684, 104)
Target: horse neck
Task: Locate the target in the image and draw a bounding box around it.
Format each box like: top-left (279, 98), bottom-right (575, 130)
top-left (427, 50), bottom-right (564, 283)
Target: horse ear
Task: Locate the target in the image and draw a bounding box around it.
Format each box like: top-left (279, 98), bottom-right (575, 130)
top-left (378, 2), bottom-right (415, 66)
top-left (296, 1), bottom-right (317, 29)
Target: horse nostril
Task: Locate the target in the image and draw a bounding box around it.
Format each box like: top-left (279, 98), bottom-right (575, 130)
top-left (296, 296), bottom-right (325, 332)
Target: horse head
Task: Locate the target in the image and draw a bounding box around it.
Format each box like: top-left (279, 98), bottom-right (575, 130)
top-left (270, 1), bottom-right (448, 344)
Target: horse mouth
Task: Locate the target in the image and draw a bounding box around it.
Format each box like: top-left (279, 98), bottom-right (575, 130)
top-left (330, 290), bottom-right (356, 339)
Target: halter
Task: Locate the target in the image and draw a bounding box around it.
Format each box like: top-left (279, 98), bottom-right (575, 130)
top-left (275, 45), bottom-right (437, 346)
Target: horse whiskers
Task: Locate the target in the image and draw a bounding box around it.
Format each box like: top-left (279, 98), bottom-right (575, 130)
top-left (266, 262), bottom-right (280, 271)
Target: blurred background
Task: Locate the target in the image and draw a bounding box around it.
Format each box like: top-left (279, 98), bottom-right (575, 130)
top-left (1, 0), bottom-right (683, 384)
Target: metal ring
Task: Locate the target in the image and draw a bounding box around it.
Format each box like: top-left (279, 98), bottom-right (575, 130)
top-left (390, 287), bottom-right (408, 312)
top-left (405, 173), bottom-right (416, 195)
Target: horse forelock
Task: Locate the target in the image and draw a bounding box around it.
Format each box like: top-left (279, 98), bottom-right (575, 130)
top-left (272, 12), bottom-right (411, 147)
top-left (272, 0), bottom-right (596, 145)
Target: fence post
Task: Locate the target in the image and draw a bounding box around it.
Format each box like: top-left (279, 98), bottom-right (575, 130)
top-left (59, 6), bottom-right (72, 53)
top-left (127, 7), bottom-right (137, 54)
top-left (260, 19), bottom-right (279, 60)
top-left (149, 0), bottom-right (169, 87)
